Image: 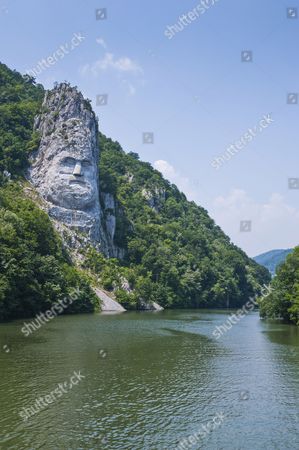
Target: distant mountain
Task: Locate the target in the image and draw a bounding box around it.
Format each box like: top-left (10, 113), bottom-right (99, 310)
top-left (253, 249), bottom-right (293, 276)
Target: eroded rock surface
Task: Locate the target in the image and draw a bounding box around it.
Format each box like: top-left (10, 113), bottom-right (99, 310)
top-left (94, 288), bottom-right (126, 312)
top-left (101, 192), bottom-right (125, 259)
top-left (28, 83), bottom-right (121, 257)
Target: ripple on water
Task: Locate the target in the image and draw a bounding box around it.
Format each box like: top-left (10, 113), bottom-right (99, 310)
top-left (0, 310), bottom-right (298, 449)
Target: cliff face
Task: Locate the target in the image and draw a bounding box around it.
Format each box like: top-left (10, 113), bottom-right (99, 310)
top-left (28, 83), bottom-right (122, 258)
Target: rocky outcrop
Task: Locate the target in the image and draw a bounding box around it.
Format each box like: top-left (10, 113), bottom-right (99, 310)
top-left (101, 192), bottom-right (125, 259)
top-left (94, 288), bottom-right (126, 312)
top-left (27, 83), bottom-right (164, 312)
top-left (141, 187), bottom-right (166, 213)
top-left (28, 83), bottom-right (123, 258)
top-left (138, 299), bottom-right (164, 311)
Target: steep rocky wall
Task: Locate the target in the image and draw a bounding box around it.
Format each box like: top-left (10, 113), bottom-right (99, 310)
top-left (28, 83), bottom-right (123, 258)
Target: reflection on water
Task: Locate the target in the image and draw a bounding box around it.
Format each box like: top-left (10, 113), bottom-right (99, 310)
top-left (0, 310), bottom-right (298, 449)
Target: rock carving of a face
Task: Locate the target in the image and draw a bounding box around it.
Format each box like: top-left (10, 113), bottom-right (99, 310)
top-left (29, 84), bottom-right (102, 243)
top-left (43, 131), bottom-right (98, 211)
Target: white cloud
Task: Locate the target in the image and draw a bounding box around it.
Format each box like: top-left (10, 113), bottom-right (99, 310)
top-left (211, 189), bottom-right (299, 256)
top-left (151, 162), bottom-right (299, 257)
top-left (80, 53), bottom-right (143, 77)
top-left (153, 160), bottom-right (197, 200)
top-left (95, 37), bottom-right (107, 49)
top-left (154, 160), bottom-right (176, 178)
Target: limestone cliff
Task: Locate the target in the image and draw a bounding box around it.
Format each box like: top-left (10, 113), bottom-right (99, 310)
top-left (28, 83), bottom-right (122, 258)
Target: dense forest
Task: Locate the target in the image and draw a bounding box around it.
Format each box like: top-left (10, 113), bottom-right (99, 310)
top-left (0, 62), bottom-right (275, 320)
top-left (93, 133), bottom-right (270, 309)
top-left (259, 247), bottom-right (299, 325)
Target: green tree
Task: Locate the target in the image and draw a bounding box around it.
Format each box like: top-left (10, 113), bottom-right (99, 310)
top-left (259, 247), bottom-right (299, 325)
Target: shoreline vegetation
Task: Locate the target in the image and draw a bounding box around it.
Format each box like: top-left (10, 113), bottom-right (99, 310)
top-left (258, 246), bottom-right (299, 325)
top-left (0, 62), bottom-right (297, 325)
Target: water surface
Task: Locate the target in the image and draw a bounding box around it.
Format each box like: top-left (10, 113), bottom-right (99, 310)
top-left (0, 310), bottom-right (298, 449)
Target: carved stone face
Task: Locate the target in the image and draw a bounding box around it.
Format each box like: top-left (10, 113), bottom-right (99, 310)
top-left (44, 145), bottom-right (98, 210)
top-left (31, 119), bottom-right (99, 212)
top-left (29, 84), bottom-right (106, 244)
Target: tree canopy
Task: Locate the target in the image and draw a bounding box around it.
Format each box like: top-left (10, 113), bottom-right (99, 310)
top-left (259, 247), bottom-right (299, 325)
top-left (95, 133), bottom-right (271, 309)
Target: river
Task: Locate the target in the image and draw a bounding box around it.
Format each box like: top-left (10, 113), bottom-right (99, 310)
top-left (0, 310), bottom-right (298, 449)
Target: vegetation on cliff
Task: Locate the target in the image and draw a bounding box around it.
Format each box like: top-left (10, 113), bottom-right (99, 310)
top-left (259, 247), bottom-right (299, 325)
top-left (0, 63), bottom-right (43, 181)
top-left (0, 184), bottom-right (98, 321)
top-left (89, 133), bottom-right (270, 309)
top-left (0, 64), bottom-right (96, 320)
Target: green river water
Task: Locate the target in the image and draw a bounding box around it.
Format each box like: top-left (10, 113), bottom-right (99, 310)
top-left (0, 310), bottom-right (298, 449)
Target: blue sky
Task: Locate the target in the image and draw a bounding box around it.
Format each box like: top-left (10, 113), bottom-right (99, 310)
top-left (1, 0), bottom-right (299, 256)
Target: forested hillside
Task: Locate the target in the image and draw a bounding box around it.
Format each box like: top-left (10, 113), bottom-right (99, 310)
top-left (0, 62), bottom-right (271, 319)
top-left (259, 247), bottom-right (299, 325)
top-left (0, 63), bottom-right (43, 180)
top-left (95, 134), bottom-right (270, 309)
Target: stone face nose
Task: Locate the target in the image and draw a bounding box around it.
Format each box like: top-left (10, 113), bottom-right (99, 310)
top-left (73, 162), bottom-right (82, 176)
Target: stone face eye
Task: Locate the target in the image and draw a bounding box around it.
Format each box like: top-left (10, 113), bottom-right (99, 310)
top-left (82, 160), bottom-right (91, 168)
top-left (62, 157), bottom-right (75, 166)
